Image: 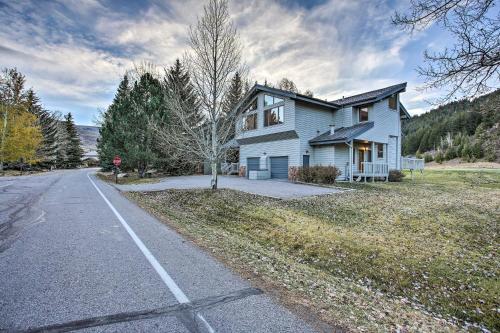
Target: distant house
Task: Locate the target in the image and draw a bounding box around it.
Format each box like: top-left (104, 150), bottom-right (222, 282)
top-left (233, 83), bottom-right (410, 181)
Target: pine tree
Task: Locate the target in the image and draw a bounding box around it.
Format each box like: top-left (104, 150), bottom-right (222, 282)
top-left (25, 89), bottom-right (59, 166)
top-left (164, 59), bottom-right (201, 126)
top-left (159, 59), bottom-right (202, 174)
top-left (97, 75), bottom-right (130, 169)
top-left (63, 113), bottom-right (83, 168)
top-left (221, 72), bottom-right (243, 139)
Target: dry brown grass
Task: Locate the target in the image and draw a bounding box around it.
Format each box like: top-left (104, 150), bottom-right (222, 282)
top-left (127, 169), bottom-right (499, 332)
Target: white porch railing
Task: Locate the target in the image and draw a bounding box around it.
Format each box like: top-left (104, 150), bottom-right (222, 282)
top-left (222, 162), bottom-right (239, 175)
top-left (360, 162), bottom-right (389, 176)
top-left (402, 157), bottom-right (425, 170)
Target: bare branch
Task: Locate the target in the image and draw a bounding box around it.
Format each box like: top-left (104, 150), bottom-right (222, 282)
top-left (393, 0), bottom-right (499, 101)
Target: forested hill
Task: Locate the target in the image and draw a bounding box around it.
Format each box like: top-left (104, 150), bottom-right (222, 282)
top-left (402, 89), bottom-right (500, 162)
top-left (76, 125), bottom-right (99, 154)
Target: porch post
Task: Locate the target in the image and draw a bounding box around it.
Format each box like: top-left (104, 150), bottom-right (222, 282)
top-left (349, 140), bottom-right (353, 182)
top-left (372, 142), bottom-right (375, 182)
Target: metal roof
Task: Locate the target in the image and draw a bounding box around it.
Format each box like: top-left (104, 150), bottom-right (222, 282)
top-left (234, 84), bottom-right (339, 113)
top-left (233, 82), bottom-right (410, 119)
top-left (236, 130), bottom-right (299, 145)
top-left (331, 83), bottom-right (407, 107)
top-left (309, 122), bottom-right (374, 145)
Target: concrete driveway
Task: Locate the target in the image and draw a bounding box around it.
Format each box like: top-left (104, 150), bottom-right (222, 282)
top-left (115, 175), bottom-right (344, 199)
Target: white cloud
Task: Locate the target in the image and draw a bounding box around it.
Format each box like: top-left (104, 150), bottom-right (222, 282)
top-left (0, 0), bottom-right (434, 124)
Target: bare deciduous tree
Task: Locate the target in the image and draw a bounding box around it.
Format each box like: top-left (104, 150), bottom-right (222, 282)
top-left (153, 0), bottom-right (242, 189)
top-left (393, 0), bottom-right (500, 101)
top-left (277, 77), bottom-right (299, 93)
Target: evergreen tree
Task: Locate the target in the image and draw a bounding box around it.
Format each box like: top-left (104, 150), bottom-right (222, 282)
top-left (402, 88), bottom-right (499, 161)
top-left (98, 75), bottom-right (130, 170)
top-left (159, 59), bottom-right (203, 174)
top-left (25, 89), bottom-right (59, 165)
top-left (164, 59), bottom-right (201, 126)
top-left (126, 73), bottom-right (162, 176)
top-left (222, 72), bottom-right (243, 139)
top-left (63, 113), bottom-right (83, 168)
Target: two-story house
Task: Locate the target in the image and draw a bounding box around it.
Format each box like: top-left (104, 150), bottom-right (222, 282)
top-left (233, 83), bottom-right (411, 181)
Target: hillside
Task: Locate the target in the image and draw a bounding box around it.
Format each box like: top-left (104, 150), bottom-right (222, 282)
top-left (76, 125), bottom-right (100, 156)
top-left (402, 89), bottom-right (500, 162)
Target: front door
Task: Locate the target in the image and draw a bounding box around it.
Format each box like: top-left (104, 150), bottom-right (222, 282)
top-left (358, 149), bottom-right (365, 172)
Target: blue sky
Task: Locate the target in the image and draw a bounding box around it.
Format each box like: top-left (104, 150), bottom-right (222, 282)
top-left (0, 0), bottom-right (454, 125)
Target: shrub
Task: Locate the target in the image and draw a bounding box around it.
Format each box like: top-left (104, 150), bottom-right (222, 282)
top-left (444, 147), bottom-right (457, 160)
top-left (435, 151), bottom-right (444, 164)
top-left (423, 152), bottom-right (433, 163)
top-left (388, 169), bottom-right (405, 182)
top-left (484, 147), bottom-right (497, 162)
top-left (297, 165), bottom-right (341, 184)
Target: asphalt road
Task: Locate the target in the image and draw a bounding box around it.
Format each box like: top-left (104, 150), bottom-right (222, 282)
top-left (0, 169), bottom-right (319, 333)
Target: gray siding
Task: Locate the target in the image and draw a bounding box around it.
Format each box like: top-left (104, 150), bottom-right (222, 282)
top-left (356, 99), bottom-right (400, 144)
top-left (239, 138), bottom-right (300, 167)
top-left (335, 145), bottom-right (350, 180)
top-left (294, 101), bottom-right (334, 166)
top-left (313, 146), bottom-right (335, 166)
top-left (333, 106), bottom-right (352, 127)
top-left (388, 136), bottom-right (398, 170)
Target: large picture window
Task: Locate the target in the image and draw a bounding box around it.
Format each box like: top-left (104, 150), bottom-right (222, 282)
top-left (359, 107), bottom-right (369, 122)
top-left (264, 106), bottom-right (284, 127)
top-left (243, 113), bottom-right (257, 130)
top-left (264, 94), bottom-right (283, 107)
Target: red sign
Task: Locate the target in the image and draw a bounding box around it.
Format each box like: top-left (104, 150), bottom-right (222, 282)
top-left (113, 156), bottom-right (122, 167)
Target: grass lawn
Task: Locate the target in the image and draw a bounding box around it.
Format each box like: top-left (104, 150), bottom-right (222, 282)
top-left (96, 172), bottom-right (164, 185)
top-left (0, 169), bottom-right (47, 177)
top-left (126, 169), bottom-right (499, 332)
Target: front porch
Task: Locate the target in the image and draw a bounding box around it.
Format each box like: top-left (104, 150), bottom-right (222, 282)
top-left (353, 161), bottom-right (389, 181)
top-left (347, 140), bottom-right (389, 182)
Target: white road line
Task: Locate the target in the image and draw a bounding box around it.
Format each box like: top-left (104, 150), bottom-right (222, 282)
top-left (87, 173), bottom-right (215, 333)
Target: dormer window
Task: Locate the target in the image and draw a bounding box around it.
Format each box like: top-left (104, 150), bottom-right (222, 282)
top-left (264, 94), bottom-right (283, 107)
top-left (359, 107), bottom-right (369, 122)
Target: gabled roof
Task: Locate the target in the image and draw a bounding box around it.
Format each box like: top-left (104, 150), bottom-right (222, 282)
top-left (309, 122), bottom-right (374, 145)
top-left (234, 84), bottom-right (340, 113)
top-left (331, 83), bottom-right (407, 107)
top-left (236, 130), bottom-right (299, 145)
top-left (400, 103), bottom-right (411, 119)
top-left (233, 82), bottom-right (409, 117)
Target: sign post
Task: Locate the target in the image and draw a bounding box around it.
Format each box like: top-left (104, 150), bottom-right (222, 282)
top-left (113, 155), bottom-right (122, 184)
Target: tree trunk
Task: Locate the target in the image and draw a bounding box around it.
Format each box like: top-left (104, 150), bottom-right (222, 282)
top-left (138, 162), bottom-right (145, 178)
top-left (211, 161), bottom-right (217, 190)
top-left (210, 119), bottom-right (218, 190)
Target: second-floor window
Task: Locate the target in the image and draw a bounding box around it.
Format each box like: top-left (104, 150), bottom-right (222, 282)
top-left (359, 107), bottom-right (369, 122)
top-left (243, 113), bottom-right (257, 131)
top-left (264, 106), bottom-right (284, 126)
top-left (264, 94), bottom-right (283, 107)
